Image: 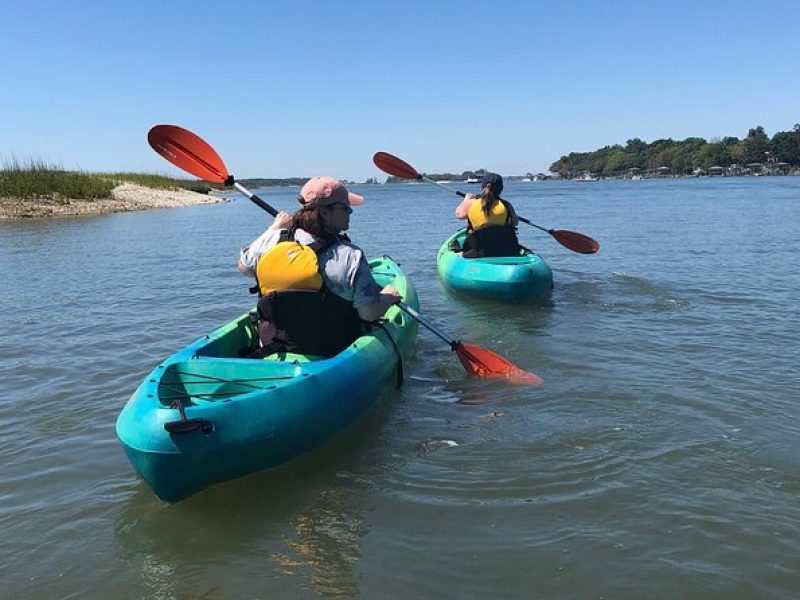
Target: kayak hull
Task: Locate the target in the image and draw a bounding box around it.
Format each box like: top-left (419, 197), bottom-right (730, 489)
top-left (437, 228), bottom-right (553, 302)
top-left (116, 255), bottom-right (418, 502)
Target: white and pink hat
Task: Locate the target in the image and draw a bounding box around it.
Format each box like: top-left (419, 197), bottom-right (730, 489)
top-left (298, 176), bottom-right (364, 207)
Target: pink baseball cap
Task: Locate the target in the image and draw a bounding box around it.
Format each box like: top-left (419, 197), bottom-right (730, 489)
top-left (298, 176), bottom-right (364, 207)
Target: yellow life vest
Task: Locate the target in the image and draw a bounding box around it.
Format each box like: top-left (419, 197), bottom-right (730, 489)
top-left (255, 240), bottom-right (323, 296)
top-left (467, 198), bottom-right (510, 229)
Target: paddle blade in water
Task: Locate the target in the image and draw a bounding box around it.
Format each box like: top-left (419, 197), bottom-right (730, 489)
top-left (148, 124), bottom-right (229, 183)
top-left (551, 229), bottom-right (600, 254)
top-left (373, 152), bottom-right (420, 180)
top-left (454, 342), bottom-right (543, 384)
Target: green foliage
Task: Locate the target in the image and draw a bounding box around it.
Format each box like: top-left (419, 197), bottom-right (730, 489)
top-left (549, 124), bottom-right (800, 178)
top-left (771, 126), bottom-right (800, 164)
top-left (0, 157), bottom-right (114, 200)
top-left (603, 150), bottom-right (635, 175)
top-left (742, 126), bottom-right (770, 164)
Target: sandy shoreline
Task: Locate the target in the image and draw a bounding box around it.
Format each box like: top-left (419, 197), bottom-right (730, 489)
top-left (0, 183), bottom-right (228, 220)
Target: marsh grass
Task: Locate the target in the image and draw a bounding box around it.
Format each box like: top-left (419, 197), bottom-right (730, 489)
top-left (0, 156), bottom-right (219, 201)
top-left (107, 173), bottom-right (221, 194)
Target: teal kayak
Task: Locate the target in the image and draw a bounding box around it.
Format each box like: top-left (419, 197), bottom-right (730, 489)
top-left (437, 228), bottom-right (553, 302)
top-left (116, 255), bottom-right (418, 502)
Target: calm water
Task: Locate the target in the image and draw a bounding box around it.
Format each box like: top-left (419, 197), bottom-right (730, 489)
top-left (1, 178), bottom-right (799, 598)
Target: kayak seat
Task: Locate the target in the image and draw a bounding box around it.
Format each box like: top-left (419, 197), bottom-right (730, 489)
top-left (462, 225), bottom-right (521, 258)
top-left (250, 289), bottom-right (367, 359)
top-left (256, 290), bottom-right (328, 357)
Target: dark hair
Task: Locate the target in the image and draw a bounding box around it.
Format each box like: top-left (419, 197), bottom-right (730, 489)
top-left (481, 172), bottom-right (504, 195)
top-left (479, 172), bottom-right (503, 216)
top-left (292, 204), bottom-right (326, 236)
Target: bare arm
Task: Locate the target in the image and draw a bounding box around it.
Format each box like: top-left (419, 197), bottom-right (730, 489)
top-left (237, 211), bottom-right (294, 275)
top-left (455, 194), bottom-right (476, 219)
top-left (270, 211), bottom-right (294, 230)
top-left (356, 284), bottom-right (401, 322)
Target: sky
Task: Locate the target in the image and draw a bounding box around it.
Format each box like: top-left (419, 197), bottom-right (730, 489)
top-left (2, 0), bottom-right (799, 181)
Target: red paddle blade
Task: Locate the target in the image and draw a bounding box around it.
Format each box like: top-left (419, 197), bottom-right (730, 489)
top-left (147, 124), bottom-right (229, 183)
top-left (455, 343), bottom-right (543, 385)
top-left (551, 229), bottom-right (600, 254)
top-left (373, 152), bottom-right (420, 180)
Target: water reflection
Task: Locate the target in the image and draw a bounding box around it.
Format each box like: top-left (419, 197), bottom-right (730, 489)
top-left (270, 489), bottom-right (365, 598)
top-left (409, 369), bottom-right (538, 407)
top-left (114, 397), bottom-right (397, 598)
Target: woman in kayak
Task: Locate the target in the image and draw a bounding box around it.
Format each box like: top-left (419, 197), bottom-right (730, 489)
top-left (238, 176), bottom-right (401, 356)
top-left (454, 172), bottom-right (521, 258)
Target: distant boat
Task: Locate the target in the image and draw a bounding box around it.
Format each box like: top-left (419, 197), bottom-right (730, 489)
top-left (436, 180), bottom-right (453, 184)
top-left (521, 177), bottom-right (533, 182)
top-left (465, 177), bottom-right (480, 184)
top-left (575, 172), bottom-right (598, 182)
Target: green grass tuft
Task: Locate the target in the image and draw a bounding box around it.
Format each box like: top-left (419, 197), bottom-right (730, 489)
top-left (0, 156), bottom-right (222, 200)
top-left (1, 157), bottom-right (113, 200)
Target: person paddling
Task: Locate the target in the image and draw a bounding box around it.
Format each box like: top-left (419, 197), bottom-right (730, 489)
top-left (453, 172), bottom-right (521, 258)
top-left (238, 176), bottom-right (401, 357)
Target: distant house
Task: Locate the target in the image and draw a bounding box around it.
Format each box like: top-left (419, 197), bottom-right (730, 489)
top-left (708, 165), bottom-right (725, 176)
top-left (729, 163), bottom-right (744, 176)
top-left (746, 162), bottom-right (764, 175)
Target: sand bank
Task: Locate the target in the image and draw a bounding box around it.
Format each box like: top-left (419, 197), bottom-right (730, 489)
top-left (0, 183), bottom-right (228, 219)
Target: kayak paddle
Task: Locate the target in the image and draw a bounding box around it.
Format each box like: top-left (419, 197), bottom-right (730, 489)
top-left (148, 125), bottom-right (536, 382)
top-left (147, 124), bottom-right (278, 216)
top-left (373, 151), bottom-right (600, 254)
top-left (399, 302), bottom-right (542, 384)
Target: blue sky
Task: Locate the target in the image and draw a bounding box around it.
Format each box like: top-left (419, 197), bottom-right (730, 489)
top-left (2, 0), bottom-right (798, 181)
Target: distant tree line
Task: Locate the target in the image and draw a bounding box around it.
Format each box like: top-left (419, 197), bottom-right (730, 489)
top-left (238, 177), bottom-right (309, 187)
top-left (549, 124), bottom-right (800, 178)
top-left (240, 176), bottom-right (380, 186)
top-left (386, 169), bottom-right (486, 183)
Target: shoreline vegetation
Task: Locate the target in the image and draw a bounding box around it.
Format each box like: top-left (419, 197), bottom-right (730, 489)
top-left (546, 124), bottom-right (800, 180)
top-left (4, 122), bottom-right (799, 220)
top-left (0, 159), bottom-right (228, 220)
top-left (384, 123), bottom-right (800, 182)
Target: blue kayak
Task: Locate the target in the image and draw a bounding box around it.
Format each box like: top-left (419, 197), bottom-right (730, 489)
top-left (437, 228), bottom-right (553, 302)
top-left (116, 255), bottom-right (418, 502)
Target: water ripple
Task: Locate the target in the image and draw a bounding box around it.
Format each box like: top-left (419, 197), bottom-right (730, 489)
top-left (1, 179), bottom-right (800, 597)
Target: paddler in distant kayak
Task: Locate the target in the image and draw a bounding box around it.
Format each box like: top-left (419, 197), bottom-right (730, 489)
top-left (453, 172), bottom-right (522, 258)
top-left (238, 176), bottom-right (400, 357)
